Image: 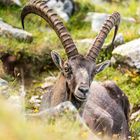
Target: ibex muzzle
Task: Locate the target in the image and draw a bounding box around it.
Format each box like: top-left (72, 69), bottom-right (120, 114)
top-left (21, 0), bottom-right (120, 102)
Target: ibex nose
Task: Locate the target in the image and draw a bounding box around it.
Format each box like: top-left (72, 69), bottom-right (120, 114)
top-left (78, 87), bottom-right (89, 96)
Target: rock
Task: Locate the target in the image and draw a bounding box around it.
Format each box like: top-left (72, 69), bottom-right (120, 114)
top-left (111, 38), bottom-right (140, 71)
top-left (85, 12), bottom-right (108, 33)
top-left (91, 0), bottom-right (106, 5)
top-left (41, 82), bottom-right (53, 89)
top-left (85, 12), bottom-right (136, 33)
top-left (41, 76), bottom-right (56, 89)
top-left (44, 0), bottom-right (75, 21)
top-left (0, 78), bottom-right (9, 98)
top-left (102, 33), bottom-right (125, 53)
top-left (113, 33), bottom-right (124, 46)
top-left (0, 0), bottom-right (21, 6)
top-left (29, 95), bottom-right (41, 108)
top-left (0, 19), bottom-right (33, 42)
top-left (130, 109), bottom-right (140, 121)
top-left (0, 78), bottom-right (8, 86)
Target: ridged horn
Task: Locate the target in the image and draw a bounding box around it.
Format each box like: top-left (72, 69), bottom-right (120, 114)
top-left (86, 12), bottom-right (120, 61)
top-left (21, 0), bottom-right (78, 59)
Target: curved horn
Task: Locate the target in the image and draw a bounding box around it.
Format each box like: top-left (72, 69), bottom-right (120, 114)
top-left (86, 12), bottom-right (120, 61)
top-left (21, 0), bottom-right (78, 59)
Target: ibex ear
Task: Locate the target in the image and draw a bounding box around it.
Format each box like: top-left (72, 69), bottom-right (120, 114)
top-left (95, 60), bottom-right (110, 74)
top-left (51, 51), bottom-right (63, 71)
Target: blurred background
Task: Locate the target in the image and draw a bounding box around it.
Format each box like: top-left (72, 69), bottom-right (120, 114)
top-left (0, 0), bottom-right (140, 139)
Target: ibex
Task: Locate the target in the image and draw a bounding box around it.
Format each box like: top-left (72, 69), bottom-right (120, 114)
top-left (21, 0), bottom-right (130, 139)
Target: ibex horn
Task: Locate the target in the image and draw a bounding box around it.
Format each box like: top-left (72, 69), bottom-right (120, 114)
top-left (21, 0), bottom-right (79, 59)
top-left (86, 12), bottom-right (120, 61)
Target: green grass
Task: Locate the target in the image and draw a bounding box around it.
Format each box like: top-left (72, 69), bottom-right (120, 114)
top-left (0, 98), bottom-right (98, 140)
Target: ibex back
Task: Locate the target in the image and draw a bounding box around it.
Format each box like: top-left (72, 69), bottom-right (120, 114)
top-left (21, 0), bottom-right (130, 139)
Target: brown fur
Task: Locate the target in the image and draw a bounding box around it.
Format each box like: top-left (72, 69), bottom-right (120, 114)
top-left (40, 72), bottom-right (83, 111)
top-left (51, 74), bottom-right (67, 106)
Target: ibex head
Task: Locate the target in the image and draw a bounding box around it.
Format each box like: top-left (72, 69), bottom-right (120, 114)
top-left (21, 0), bottom-right (120, 101)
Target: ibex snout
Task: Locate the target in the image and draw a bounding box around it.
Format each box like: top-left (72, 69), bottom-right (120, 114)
top-left (78, 87), bottom-right (89, 95)
top-left (75, 83), bottom-right (89, 101)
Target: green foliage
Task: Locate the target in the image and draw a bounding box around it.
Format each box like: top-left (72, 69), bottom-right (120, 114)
top-left (131, 121), bottom-right (140, 139)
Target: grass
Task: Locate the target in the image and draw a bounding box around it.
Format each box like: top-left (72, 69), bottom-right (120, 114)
top-left (0, 98), bottom-right (97, 140)
top-left (0, 0), bottom-right (140, 139)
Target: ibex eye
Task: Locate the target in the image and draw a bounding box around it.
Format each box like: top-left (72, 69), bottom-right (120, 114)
top-left (64, 67), bottom-right (69, 72)
top-left (64, 63), bottom-right (70, 72)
